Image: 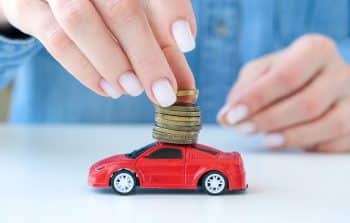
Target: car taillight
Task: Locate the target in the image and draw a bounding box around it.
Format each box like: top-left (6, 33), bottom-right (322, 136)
top-left (232, 152), bottom-right (243, 168)
top-left (237, 154), bottom-right (245, 171)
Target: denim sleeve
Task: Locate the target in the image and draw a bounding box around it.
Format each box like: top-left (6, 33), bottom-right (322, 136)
top-left (0, 36), bottom-right (42, 89)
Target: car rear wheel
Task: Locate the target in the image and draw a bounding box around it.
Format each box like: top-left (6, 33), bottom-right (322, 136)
top-left (111, 170), bottom-right (136, 195)
top-left (202, 171), bottom-right (227, 195)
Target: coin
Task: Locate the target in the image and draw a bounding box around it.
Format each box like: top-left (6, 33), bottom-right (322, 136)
top-left (155, 107), bottom-right (200, 117)
top-left (156, 114), bottom-right (200, 122)
top-left (152, 134), bottom-right (197, 144)
top-left (152, 132), bottom-right (197, 144)
top-left (153, 126), bottom-right (198, 136)
top-left (155, 123), bottom-right (201, 131)
top-left (155, 117), bottom-right (201, 126)
top-left (152, 91), bottom-right (201, 144)
top-left (176, 89), bottom-right (199, 97)
top-left (153, 128), bottom-right (198, 137)
top-left (154, 137), bottom-right (196, 145)
top-left (161, 104), bottom-right (200, 112)
top-left (153, 132), bottom-right (198, 144)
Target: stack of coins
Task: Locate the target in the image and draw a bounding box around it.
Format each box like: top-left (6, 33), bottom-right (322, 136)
top-left (152, 90), bottom-right (201, 144)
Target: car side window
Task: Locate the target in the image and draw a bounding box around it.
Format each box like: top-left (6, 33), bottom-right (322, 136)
top-left (147, 148), bottom-right (182, 159)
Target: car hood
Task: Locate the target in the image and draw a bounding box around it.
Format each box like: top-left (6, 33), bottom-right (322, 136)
top-left (92, 154), bottom-right (130, 167)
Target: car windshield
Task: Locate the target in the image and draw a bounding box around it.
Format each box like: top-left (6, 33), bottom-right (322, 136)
top-left (126, 142), bottom-right (156, 159)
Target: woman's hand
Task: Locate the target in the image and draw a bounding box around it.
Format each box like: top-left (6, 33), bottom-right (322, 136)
top-left (0, 0), bottom-right (196, 107)
top-left (218, 34), bottom-right (350, 153)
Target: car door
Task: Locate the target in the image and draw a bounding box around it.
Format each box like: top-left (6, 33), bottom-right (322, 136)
top-left (136, 146), bottom-right (185, 188)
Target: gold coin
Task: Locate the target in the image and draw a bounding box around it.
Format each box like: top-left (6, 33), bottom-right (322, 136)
top-left (152, 102), bottom-right (201, 145)
top-left (155, 107), bottom-right (200, 117)
top-left (152, 130), bottom-right (198, 139)
top-left (152, 130), bottom-right (198, 140)
top-left (155, 123), bottom-right (201, 131)
top-left (154, 138), bottom-right (196, 145)
top-left (156, 114), bottom-right (200, 122)
top-left (152, 133), bottom-right (197, 144)
top-left (176, 89), bottom-right (199, 97)
top-left (153, 127), bottom-right (198, 136)
top-left (162, 104), bottom-right (200, 112)
top-left (155, 117), bottom-right (201, 126)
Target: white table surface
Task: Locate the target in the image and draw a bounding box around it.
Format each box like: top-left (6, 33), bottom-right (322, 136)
top-left (0, 125), bottom-right (349, 223)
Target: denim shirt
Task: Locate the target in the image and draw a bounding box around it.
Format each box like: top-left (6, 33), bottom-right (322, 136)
top-left (1, 0), bottom-right (350, 123)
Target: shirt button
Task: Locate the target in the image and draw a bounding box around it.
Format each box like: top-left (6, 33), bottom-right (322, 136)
top-left (214, 20), bottom-right (229, 38)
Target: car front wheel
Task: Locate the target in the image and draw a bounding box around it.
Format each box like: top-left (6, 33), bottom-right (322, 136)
top-left (202, 171), bottom-right (227, 195)
top-left (111, 170), bottom-right (136, 195)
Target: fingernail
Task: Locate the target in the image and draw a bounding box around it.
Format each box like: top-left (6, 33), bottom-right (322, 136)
top-left (152, 79), bottom-right (176, 107)
top-left (235, 122), bottom-right (256, 135)
top-left (216, 104), bottom-right (231, 122)
top-left (172, 20), bottom-right (195, 53)
top-left (263, 133), bottom-right (285, 148)
top-left (99, 79), bottom-right (121, 99)
top-left (119, 71), bottom-right (144, 96)
top-left (226, 105), bottom-right (249, 125)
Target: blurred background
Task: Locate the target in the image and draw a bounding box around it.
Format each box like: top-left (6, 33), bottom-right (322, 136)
top-left (0, 85), bottom-right (10, 122)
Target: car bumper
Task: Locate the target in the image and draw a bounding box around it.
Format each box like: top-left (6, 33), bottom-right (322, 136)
top-left (228, 171), bottom-right (246, 191)
top-left (88, 174), bottom-right (109, 188)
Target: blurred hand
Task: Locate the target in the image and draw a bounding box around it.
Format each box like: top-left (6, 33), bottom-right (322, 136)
top-left (218, 34), bottom-right (350, 153)
top-left (0, 0), bottom-right (196, 107)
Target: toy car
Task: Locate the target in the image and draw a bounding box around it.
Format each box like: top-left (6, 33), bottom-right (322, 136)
top-left (88, 142), bottom-right (247, 195)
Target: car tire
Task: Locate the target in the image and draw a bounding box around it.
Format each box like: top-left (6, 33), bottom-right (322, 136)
top-left (202, 171), bottom-right (227, 195)
top-left (111, 170), bottom-right (136, 195)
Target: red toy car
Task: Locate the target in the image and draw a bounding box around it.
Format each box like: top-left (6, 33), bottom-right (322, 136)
top-left (88, 142), bottom-right (247, 195)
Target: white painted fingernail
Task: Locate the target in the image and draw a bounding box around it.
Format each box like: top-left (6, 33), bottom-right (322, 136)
top-left (152, 79), bottom-right (176, 107)
top-left (119, 71), bottom-right (144, 96)
top-left (217, 104), bottom-right (231, 123)
top-left (172, 20), bottom-right (195, 53)
top-left (263, 133), bottom-right (285, 148)
top-left (226, 105), bottom-right (249, 125)
top-left (235, 122), bottom-right (256, 135)
top-left (100, 79), bottom-right (121, 99)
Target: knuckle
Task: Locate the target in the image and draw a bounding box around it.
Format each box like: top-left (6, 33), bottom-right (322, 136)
top-left (254, 113), bottom-right (275, 131)
top-left (45, 27), bottom-right (72, 56)
top-left (297, 34), bottom-right (337, 55)
top-left (240, 55), bottom-right (272, 77)
top-left (55, 0), bottom-right (87, 29)
top-left (80, 62), bottom-right (100, 86)
top-left (277, 69), bottom-right (300, 90)
top-left (134, 55), bottom-right (160, 74)
top-left (240, 61), bottom-right (259, 76)
top-left (298, 95), bottom-right (322, 118)
top-left (104, 0), bottom-right (140, 25)
top-left (247, 90), bottom-right (265, 110)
